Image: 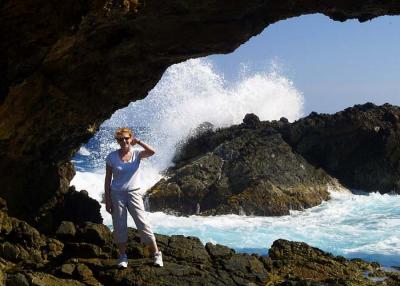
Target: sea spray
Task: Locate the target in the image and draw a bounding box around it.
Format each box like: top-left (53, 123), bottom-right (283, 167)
top-left (72, 57), bottom-right (305, 221)
top-left (103, 58), bottom-right (304, 172)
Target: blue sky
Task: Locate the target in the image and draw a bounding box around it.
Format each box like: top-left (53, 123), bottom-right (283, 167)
top-left (208, 14), bottom-right (400, 115)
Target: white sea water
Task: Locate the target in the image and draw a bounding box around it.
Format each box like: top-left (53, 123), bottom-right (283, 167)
top-left (70, 58), bottom-right (400, 266)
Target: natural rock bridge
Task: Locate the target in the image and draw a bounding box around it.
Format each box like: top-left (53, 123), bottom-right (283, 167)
top-left (1, 0), bottom-right (399, 228)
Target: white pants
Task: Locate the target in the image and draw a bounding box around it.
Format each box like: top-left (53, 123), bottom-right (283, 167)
top-left (110, 190), bottom-right (156, 245)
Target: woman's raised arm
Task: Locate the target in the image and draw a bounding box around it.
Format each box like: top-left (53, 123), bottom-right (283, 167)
top-left (132, 139), bottom-right (156, 159)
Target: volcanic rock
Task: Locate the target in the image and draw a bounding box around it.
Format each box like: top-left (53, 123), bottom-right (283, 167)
top-left (36, 187), bottom-right (103, 234)
top-left (147, 115), bottom-right (340, 216)
top-left (56, 221), bottom-right (77, 241)
top-left (275, 103), bottom-right (400, 193)
top-left (0, 203), bottom-right (394, 285)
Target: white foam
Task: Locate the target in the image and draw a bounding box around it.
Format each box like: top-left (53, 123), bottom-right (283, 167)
top-left (141, 190), bottom-right (400, 265)
top-left (77, 146), bottom-right (91, 156)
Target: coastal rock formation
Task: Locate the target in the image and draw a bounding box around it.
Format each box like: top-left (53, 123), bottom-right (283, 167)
top-left (1, 0), bottom-right (400, 227)
top-left (1, 199), bottom-right (397, 286)
top-left (147, 103), bottom-right (400, 215)
top-left (276, 103), bottom-right (400, 193)
top-left (147, 114), bottom-right (339, 216)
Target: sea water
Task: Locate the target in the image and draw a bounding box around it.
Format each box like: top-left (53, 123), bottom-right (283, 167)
top-left (70, 58), bottom-right (400, 267)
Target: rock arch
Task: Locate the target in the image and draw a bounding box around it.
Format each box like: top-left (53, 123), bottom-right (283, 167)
top-left (1, 0), bottom-right (399, 226)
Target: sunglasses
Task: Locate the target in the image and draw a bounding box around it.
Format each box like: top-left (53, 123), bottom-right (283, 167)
top-left (116, 137), bottom-right (131, 142)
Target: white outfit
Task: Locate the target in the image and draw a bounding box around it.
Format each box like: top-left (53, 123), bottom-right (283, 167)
top-left (106, 149), bottom-right (142, 192)
top-left (106, 148), bottom-right (155, 245)
top-left (110, 190), bottom-right (155, 244)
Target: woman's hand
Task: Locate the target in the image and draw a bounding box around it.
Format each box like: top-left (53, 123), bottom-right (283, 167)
top-left (105, 196), bottom-right (113, 214)
top-left (131, 138), bottom-right (140, 146)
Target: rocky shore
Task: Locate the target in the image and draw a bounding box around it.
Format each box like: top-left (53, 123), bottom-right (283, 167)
top-left (147, 104), bottom-right (400, 216)
top-left (1, 197), bottom-right (399, 286)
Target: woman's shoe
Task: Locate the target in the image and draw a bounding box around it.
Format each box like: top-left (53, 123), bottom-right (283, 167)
top-left (117, 254), bottom-right (128, 268)
top-left (154, 251), bottom-right (163, 267)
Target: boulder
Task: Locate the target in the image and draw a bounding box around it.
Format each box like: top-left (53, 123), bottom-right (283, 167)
top-left (268, 239), bottom-right (376, 284)
top-left (59, 263), bottom-right (76, 277)
top-left (5, 273), bottom-right (30, 286)
top-left (147, 115), bottom-right (340, 216)
top-left (63, 243), bottom-right (109, 259)
top-left (77, 222), bottom-right (113, 247)
top-left (56, 221), bottom-right (77, 241)
top-left (26, 272), bottom-right (85, 286)
top-left (36, 187), bottom-right (103, 234)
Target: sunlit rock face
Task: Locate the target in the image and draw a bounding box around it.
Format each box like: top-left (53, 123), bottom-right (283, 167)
top-left (147, 115), bottom-right (338, 216)
top-left (0, 0), bottom-right (399, 225)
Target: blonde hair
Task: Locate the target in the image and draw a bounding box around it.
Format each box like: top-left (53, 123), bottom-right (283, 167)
top-left (114, 127), bottom-right (134, 138)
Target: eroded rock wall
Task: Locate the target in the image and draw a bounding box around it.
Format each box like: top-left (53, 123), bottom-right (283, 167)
top-left (1, 0), bottom-right (400, 223)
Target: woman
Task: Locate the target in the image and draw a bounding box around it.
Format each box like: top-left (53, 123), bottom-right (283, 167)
top-left (104, 127), bottom-right (163, 268)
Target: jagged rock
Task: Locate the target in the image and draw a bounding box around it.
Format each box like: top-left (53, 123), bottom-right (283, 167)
top-left (220, 254), bottom-right (269, 283)
top-left (36, 187), bottom-right (103, 234)
top-left (268, 239), bottom-right (372, 284)
top-left (77, 222), bottom-right (113, 247)
top-left (276, 103), bottom-right (400, 193)
top-left (9, 219), bottom-right (45, 248)
top-left (6, 273), bottom-right (30, 286)
top-left (44, 238), bottom-right (64, 260)
top-left (56, 221), bottom-right (77, 241)
top-left (26, 272), bottom-right (86, 286)
top-left (243, 113), bottom-right (261, 128)
top-left (0, 241), bottom-right (27, 262)
top-left (205, 243), bottom-right (235, 259)
top-left (147, 119), bottom-right (339, 216)
top-left (0, 210), bottom-right (13, 235)
top-left (64, 243), bottom-right (109, 259)
top-left (75, 263), bottom-right (101, 286)
top-left (60, 263), bottom-right (76, 277)
top-left (163, 235), bottom-right (211, 265)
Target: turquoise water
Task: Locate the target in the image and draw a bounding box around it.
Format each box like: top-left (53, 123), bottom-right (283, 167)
top-left (147, 191), bottom-right (400, 266)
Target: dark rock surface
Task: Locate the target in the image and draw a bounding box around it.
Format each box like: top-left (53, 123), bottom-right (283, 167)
top-left (275, 103), bottom-right (400, 193)
top-left (147, 115), bottom-right (339, 216)
top-left (1, 199), bottom-right (398, 286)
top-left (147, 104), bottom-right (400, 215)
top-left (35, 187), bottom-right (103, 234)
top-left (1, 0), bottom-right (400, 228)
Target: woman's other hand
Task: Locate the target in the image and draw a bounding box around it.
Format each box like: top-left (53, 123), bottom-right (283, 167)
top-left (131, 138), bottom-right (140, 145)
top-left (105, 196), bottom-right (113, 214)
